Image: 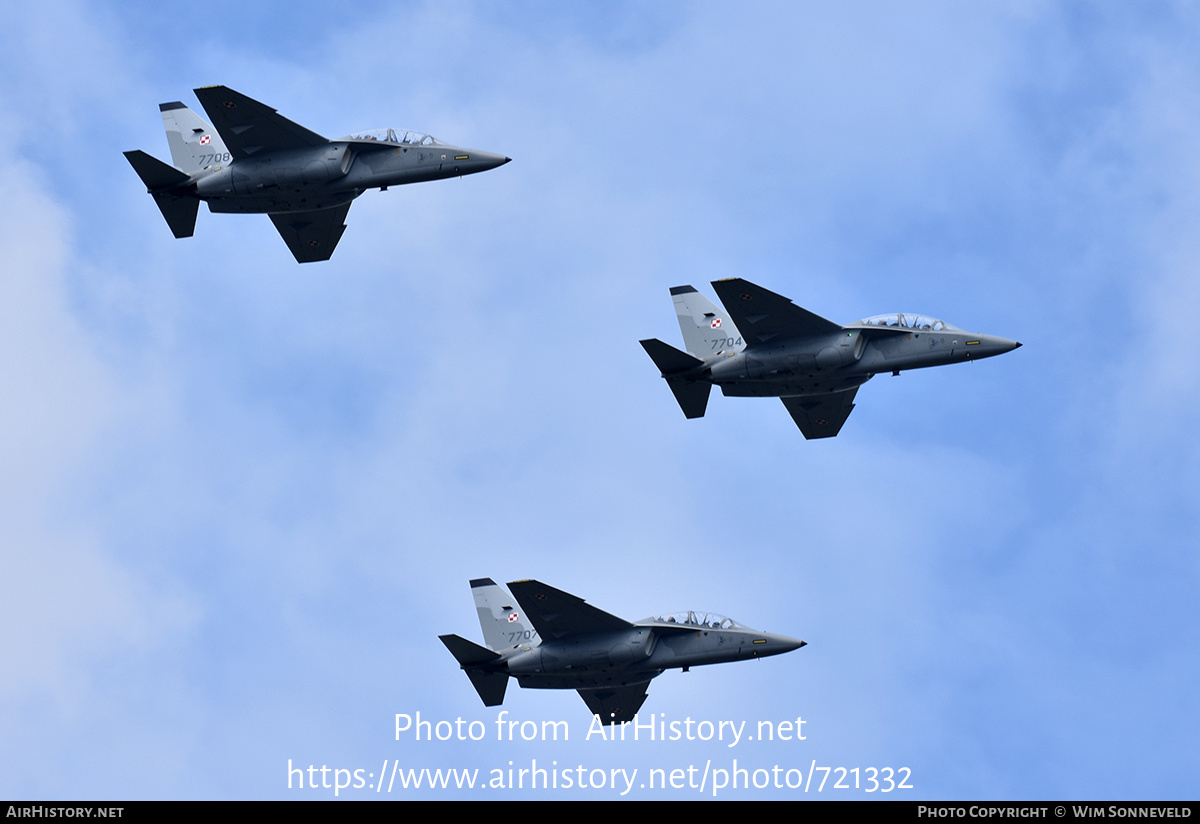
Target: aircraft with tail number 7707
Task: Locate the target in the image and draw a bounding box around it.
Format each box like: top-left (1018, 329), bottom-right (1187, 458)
top-left (440, 578), bottom-right (804, 725)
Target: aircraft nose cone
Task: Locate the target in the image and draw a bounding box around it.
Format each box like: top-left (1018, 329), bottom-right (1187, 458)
top-left (968, 334), bottom-right (1022, 360)
top-left (453, 150), bottom-right (510, 175)
top-left (769, 634), bottom-right (807, 654)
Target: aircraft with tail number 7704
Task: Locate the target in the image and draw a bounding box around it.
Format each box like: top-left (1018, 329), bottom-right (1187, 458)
top-left (640, 278), bottom-right (1021, 438)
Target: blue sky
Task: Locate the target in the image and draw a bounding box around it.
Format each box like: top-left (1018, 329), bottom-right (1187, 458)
top-left (1, 1), bottom-right (1197, 800)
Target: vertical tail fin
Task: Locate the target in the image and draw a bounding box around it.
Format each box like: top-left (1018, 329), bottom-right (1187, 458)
top-left (440, 579), bottom-right (523, 708)
top-left (160, 101), bottom-right (230, 172)
top-left (671, 285), bottom-right (743, 358)
top-left (471, 578), bottom-right (536, 651)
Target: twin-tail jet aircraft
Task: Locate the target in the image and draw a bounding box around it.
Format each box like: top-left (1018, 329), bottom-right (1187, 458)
top-left (440, 578), bottom-right (804, 724)
top-left (640, 278), bottom-right (1021, 439)
top-left (124, 86), bottom-right (510, 262)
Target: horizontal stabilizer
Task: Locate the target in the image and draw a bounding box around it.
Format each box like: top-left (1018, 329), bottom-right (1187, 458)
top-left (439, 633), bottom-right (501, 667)
top-left (666, 377), bottom-right (710, 419)
top-left (151, 193), bottom-right (199, 238)
top-left (123, 150), bottom-right (198, 237)
top-left (640, 339), bottom-right (710, 418)
top-left (640, 338), bottom-right (703, 376)
top-left (123, 149), bottom-right (191, 190)
top-left (439, 634), bottom-right (508, 707)
top-left (465, 669), bottom-right (509, 707)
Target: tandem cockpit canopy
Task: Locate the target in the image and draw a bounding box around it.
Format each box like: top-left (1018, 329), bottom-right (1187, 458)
top-left (857, 313), bottom-right (962, 332)
top-left (649, 610), bottom-right (744, 630)
top-left (344, 128), bottom-right (442, 146)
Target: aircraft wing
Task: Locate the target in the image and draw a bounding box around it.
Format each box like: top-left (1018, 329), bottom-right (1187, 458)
top-left (577, 684), bottom-right (651, 725)
top-left (507, 580), bottom-right (634, 642)
top-left (780, 388), bottom-right (859, 439)
top-left (193, 85), bottom-right (329, 158)
top-left (711, 278), bottom-right (843, 346)
top-left (268, 203), bottom-right (351, 263)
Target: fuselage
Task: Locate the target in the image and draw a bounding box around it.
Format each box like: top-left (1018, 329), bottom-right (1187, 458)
top-left (707, 324), bottom-right (1020, 398)
top-left (188, 138), bottom-right (509, 214)
top-left (497, 620), bottom-right (804, 691)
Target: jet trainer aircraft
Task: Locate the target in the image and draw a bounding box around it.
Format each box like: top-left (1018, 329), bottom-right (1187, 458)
top-left (440, 578), bottom-right (804, 724)
top-left (640, 278), bottom-right (1021, 439)
top-left (124, 86), bottom-right (510, 262)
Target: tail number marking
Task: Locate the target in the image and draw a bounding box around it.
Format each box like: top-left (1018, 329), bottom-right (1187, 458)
top-left (711, 337), bottom-right (743, 350)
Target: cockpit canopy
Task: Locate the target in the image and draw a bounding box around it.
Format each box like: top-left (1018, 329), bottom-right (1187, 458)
top-left (343, 128), bottom-right (442, 146)
top-left (647, 610), bottom-right (744, 630)
top-left (857, 313), bottom-right (962, 332)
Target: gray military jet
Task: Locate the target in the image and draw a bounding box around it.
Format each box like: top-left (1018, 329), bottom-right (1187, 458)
top-left (440, 578), bottom-right (804, 724)
top-left (640, 278), bottom-right (1021, 438)
top-left (124, 86), bottom-right (510, 262)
